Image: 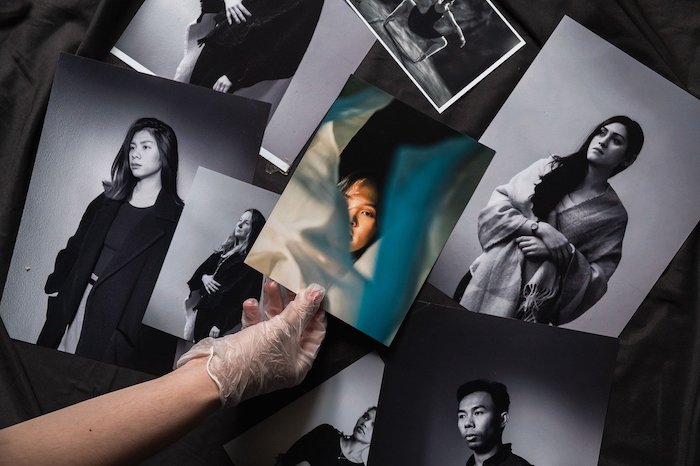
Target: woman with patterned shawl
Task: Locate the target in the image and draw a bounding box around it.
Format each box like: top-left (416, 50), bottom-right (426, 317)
top-left (456, 116), bottom-right (644, 325)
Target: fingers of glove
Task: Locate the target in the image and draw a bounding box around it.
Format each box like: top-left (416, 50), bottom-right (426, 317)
top-left (262, 279), bottom-right (285, 320)
top-left (241, 298), bottom-right (262, 329)
top-left (280, 284), bottom-right (325, 330)
top-left (298, 307), bottom-right (327, 359)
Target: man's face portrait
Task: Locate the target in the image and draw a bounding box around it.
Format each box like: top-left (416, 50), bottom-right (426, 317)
top-left (457, 390), bottom-right (505, 452)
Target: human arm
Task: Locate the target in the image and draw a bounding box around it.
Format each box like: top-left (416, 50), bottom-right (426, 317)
top-left (533, 221), bottom-right (573, 269)
top-left (411, 37), bottom-right (448, 62)
top-left (476, 158), bottom-right (552, 251)
top-left (0, 282), bottom-right (327, 465)
top-left (187, 253), bottom-right (220, 292)
top-left (383, 0), bottom-right (414, 24)
top-left (445, 10), bottom-right (466, 47)
top-left (550, 215), bottom-right (627, 324)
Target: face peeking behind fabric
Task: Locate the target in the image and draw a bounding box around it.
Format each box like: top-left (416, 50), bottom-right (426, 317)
top-left (344, 179), bottom-right (379, 253)
top-left (129, 129), bottom-right (162, 180)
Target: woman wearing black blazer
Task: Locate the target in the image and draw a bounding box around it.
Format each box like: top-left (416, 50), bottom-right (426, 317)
top-left (186, 208), bottom-right (265, 342)
top-left (37, 118), bottom-right (183, 373)
top-left (179, 0), bottom-right (324, 94)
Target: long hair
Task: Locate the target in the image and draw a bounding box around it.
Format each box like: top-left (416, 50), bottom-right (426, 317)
top-left (103, 117), bottom-right (183, 206)
top-left (216, 209), bottom-right (266, 257)
top-left (531, 116), bottom-right (644, 220)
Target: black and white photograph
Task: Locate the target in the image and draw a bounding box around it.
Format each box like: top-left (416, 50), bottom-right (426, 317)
top-left (246, 76), bottom-right (494, 345)
top-left (113, 0), bottom-right (376, 172)
top-left (428, 17), bottom-right (700, 337)
top-left (223, 352), bottom-right (384, 466)
top-left (367, 303), bottom-right (618, 466)
top-left (346, 0), bottom-right (524, 112)
top-left (0, 54), bottom-right (268, 373)
top-left (142, 167), bottom-right (279, 341)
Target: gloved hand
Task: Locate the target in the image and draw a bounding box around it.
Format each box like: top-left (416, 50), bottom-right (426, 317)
top-left (177, 281), bottom-right (327, 408)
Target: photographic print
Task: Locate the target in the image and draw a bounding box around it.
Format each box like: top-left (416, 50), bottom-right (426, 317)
top-left (0, 54), bottom-right (268, 372)
top-left (245, 76), bottom-right (494, 345)
top-left (428, 17), bottom-right (700, 337)
top-left (142, 167), bottom-right (279, 341)
top-left (113, 0), bottom-right (376, 172)
top-left (345, 0), bottom-right (525, 112)
top-left (367, 303), bottom-right (618, 466)
top-left (224, 352), bottom-right (384, 466)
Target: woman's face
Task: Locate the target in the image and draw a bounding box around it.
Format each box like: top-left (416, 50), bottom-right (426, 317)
top-left (129, 129), bottom-right (162, 180)
top-left (234, 211), bottom-right (253, 241)
top-left (586, 122), bottom-right (629, 173)
top-left (352, 409), bottom-right (376, 444)
top-left (345, 179), bottom-right (379, 253)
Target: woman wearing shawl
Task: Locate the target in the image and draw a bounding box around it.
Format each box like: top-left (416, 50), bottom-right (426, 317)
top-left (457, 116), bottom-right (644, 325)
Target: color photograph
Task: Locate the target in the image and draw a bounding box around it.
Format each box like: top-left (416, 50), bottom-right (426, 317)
top-left (429, 17), bottom-right (700, 337)
top-left (0, 55), bottom-right (268, 373)
top-left (246, 76), bottom-right (494, 344)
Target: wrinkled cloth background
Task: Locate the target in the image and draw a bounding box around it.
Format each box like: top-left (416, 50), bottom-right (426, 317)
top-left (1, 1), bottom-right (698, 464)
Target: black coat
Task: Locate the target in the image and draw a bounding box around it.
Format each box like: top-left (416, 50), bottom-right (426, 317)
top-left (190, 0), bottom-right (325, 91)
top-left (37, 191), bottom-right (182, 372)
top-left (188, 250), bottom-right (262, 342)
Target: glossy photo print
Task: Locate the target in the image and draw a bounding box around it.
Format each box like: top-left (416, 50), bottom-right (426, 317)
top-left (142, 168), bottom-right (279, 342)
top-left (224, 352), bottom-right (384, 466)
top-left (0, 55), bottom-right (268, 374)
top-left (346, 0), bottom-right (524, 112)
top-left (246, 76), bottom-right (495, 345)
top-left (113, 0), bottom-right (375, 172)
top-left (367, 303), bottom-right (618, 466)
top-left (428, 17), bottom-right (700, 337)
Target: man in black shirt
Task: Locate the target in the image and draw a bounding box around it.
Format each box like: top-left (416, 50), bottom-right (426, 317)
top-left (456, 379), bottom-right (533, 466)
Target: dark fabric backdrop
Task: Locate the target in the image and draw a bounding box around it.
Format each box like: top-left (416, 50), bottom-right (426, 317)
top-left (0, 1), bottom-right (698, 464)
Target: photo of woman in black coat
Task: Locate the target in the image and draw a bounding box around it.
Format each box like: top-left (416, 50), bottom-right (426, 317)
top-left (175, 0), bottom-right (325, 94)
top-left (184, 208), bottom-right (266, 342)
top-left (37, 117), bottom-right (183, 371)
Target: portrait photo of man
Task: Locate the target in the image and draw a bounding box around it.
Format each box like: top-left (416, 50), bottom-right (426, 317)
top-left (456, 379), bottom-right (533, 466)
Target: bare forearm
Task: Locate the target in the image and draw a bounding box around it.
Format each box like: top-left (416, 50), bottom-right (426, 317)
top-left (0, 358), bottom-right (219, 466)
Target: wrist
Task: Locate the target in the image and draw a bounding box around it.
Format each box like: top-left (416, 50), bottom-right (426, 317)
top-left (174, 356), bottom-right (221, 410)
top-left (530, 220), bottom-right (540, 235)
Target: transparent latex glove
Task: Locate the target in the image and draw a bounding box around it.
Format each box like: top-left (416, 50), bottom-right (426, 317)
top-left (177, 281), bottom-right (327, 408)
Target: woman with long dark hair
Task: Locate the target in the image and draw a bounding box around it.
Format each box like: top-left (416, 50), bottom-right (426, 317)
top-left (38, 117), bottom-right (183, 371)
top-left (185, 208), bottom-right (266, 342)
top-left (457, 116), bottom-right (644, 324)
